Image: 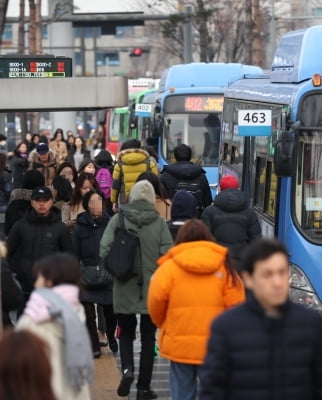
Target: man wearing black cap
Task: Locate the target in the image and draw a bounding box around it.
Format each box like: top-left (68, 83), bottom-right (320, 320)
top-left (29, 142), bottom-right (57, 186)
top-left (7, 186), bottom-right (73, 305)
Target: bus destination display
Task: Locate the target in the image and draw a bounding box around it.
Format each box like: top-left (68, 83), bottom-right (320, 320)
top-left (164, 94), bottom-right (223, 113)
top-left (0, 57), bottom-right (72, 78)
top-left (184, 96), bottom-right (224, 112)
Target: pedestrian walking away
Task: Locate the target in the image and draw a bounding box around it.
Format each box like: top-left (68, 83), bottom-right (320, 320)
top-left (201, 174), bottom-right (261, 271)
top-left (148, 219), bottom-right (245, 400)
top-left (100, 180), bottom-right (173, 399)
top-left (160, 144), bottom-right (212, 217)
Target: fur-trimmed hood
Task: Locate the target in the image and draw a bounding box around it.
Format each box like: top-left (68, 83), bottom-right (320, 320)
top-left (9, 188), bottom-right (32, 204)
top-left (117, 148), bottom-right (150, 165)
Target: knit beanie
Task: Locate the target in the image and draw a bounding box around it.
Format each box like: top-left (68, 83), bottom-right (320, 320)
top-left (129, 180), bottom-right (155, 205)
top-left (219, 174), bottom-right (239, 191)
top-left (171, 190), bottom-right (197, 220)
top-left (22, 170), bottom-right (45, 190)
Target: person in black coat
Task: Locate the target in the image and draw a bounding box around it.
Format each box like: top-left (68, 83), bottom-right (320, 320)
top-left (200, 239), bottom-right (322, 400)
top-left (11, 141), bottom-right (30, 189)
top-left (0, 153), bottom-right (12, 214)
top-left (160, 144), bottom-right (212, 216)
top-left (4, 170), bottom-right (45, 236)
top-left (6, 186), bottom-right (73, 303)
top-left (1, 259), bottom-right (23, 327)
top-left (0, 241), bottom-right (23, 328)
top-left (73, 190), bottom-right (117, 357)
top-left (201, 174), bottom-right (261, 271)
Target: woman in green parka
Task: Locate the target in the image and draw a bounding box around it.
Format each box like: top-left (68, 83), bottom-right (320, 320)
top-left (99, 180), bottom-right (173, 399)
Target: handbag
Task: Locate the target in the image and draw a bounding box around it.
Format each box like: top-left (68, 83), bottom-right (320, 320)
top-left (105, 209), bottom-right (141, 282)
top-left (81, 263), bottom-right (112, 289)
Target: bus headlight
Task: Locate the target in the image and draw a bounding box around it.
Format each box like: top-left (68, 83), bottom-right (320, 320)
top-left (289, 265), bottom-right (322, 312)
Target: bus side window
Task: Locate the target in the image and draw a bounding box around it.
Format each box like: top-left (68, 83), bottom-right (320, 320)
top-left (223, 143), bottom-right (230, 163)
top-left (254, 157), bottom-right (276, 218)
top-left (255, 157), bottom-right (266, 209)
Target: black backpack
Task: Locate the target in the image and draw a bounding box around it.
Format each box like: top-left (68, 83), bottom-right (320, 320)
top-left (175, 177), bottom-right (203, 217)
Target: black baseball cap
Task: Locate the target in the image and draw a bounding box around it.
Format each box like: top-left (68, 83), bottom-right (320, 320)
top-left (36, 142), bottom-right (49, 155)
top-left (31, 186), bottom-right (53, 201)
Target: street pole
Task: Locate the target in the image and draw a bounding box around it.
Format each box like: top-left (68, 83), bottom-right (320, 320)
top-left (183, 4), bottom-right (193, 64)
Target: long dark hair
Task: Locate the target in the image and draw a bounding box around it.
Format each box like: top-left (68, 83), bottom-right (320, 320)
top-left (175, 219), bottom-right (240, 286)
top-left (55, 161), bottom-right (78, 184)
top-left (52, 128), bottom-right (64, 141)
top-left (82, 189), bottom-right (106, 215)
top-left (70, 172), bottom-right (99, 207)
top-left (136, 171), bottom-right (170, 204)
top-left (0, 329), bottom-right (57, 400)
top-left (52, 175), bottom-right (73, 202)
top-left (74, 136), bottom-right (88, 154)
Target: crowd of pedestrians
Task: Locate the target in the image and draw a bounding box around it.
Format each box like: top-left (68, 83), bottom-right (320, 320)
top-left (0, 129), bottom-right (321, 400)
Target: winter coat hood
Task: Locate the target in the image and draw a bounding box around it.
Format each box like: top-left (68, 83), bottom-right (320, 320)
top-left (9, 188), bottom-right (32, 204)
top-left (158, 240), bottom-right (228, 275)
top-left (214, 188), bottom-right (248, 212)
top-left (123, 200), bottom-right (159, 227)
top-left (129, 180), bottom-right (155, 205)
top-left (117, 148), bottom-right (150, 165)
top-left (163, 161), bottom-right (205, 180)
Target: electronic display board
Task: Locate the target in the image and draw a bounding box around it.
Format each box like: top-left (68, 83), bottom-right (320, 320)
top-left (0, 56), bottom-right (72, 78)
top-left (164, 94), bottom-right (224, 113)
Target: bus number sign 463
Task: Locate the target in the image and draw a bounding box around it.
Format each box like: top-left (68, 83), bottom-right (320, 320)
top-left (238, 109), bottom-right (272, 136)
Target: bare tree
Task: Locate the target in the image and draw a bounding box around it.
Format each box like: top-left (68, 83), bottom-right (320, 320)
top-left (28, 0), bottom-right (42, 132)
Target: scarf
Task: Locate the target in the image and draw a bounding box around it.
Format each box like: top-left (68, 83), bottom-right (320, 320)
top-left (24, 285), bottom-right (94, 393)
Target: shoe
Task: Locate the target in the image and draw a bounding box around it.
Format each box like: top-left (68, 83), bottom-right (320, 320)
top-left (98, 330), bottom-right (107, 346)
top-left (117, 368), bottom-right (134, 397)
top-left (109, 339), bottom-right (118, 353)
top-left (136, 388), bottom-right (158, 400)
top-left (93, 350), bottom-right (101, 359)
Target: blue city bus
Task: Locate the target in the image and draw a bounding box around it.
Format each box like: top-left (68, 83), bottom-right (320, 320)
top-left (221, 25), bottom-right (322, 311)
top-left (154, 63), bottom-right (263, 193)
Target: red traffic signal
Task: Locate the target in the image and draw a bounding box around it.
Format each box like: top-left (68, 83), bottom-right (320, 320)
top-left (130, 48), bottom-right (143, 57)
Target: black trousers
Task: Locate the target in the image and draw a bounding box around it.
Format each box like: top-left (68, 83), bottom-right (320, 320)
top-left (118, 313), bottom-right (157, 390)
top-left (83, 302), bottom-right (118, 353)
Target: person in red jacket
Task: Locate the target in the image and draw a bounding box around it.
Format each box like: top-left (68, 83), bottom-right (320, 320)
top-left (147, 219), bottom-right (245, 400)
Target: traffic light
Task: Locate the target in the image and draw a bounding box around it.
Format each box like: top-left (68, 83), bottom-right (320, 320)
top-left (129, 48), bottom-right (143, 57)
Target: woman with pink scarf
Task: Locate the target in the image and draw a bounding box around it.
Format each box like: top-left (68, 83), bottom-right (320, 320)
top-left (16, 253), bottom-right (93, 400)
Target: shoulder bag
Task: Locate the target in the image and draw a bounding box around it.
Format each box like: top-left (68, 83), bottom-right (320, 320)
top-left (104, 209), bottom-right (141, 282)
top-left (81, 263), bottom-right (112, 289)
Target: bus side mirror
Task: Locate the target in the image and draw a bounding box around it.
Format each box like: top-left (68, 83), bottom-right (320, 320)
top-left (152, 116), bottom-right (163, 137)
top-left (274, 139), bottom-right (295, 177)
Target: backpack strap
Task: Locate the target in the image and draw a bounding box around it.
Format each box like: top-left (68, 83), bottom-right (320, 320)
top-left (118, 209), bottom-right (143, 299)
top-left (143, 158), bottom-right (151, 171)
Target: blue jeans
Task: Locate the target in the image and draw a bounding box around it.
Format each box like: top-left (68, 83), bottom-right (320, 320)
top-left (170, 361), bottom-right (200, 400)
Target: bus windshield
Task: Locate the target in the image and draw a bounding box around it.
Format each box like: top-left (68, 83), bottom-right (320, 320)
top-left (162, 112), bottom-right (221, 166)
top-left (295, 93), bottom-right (322, 242)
